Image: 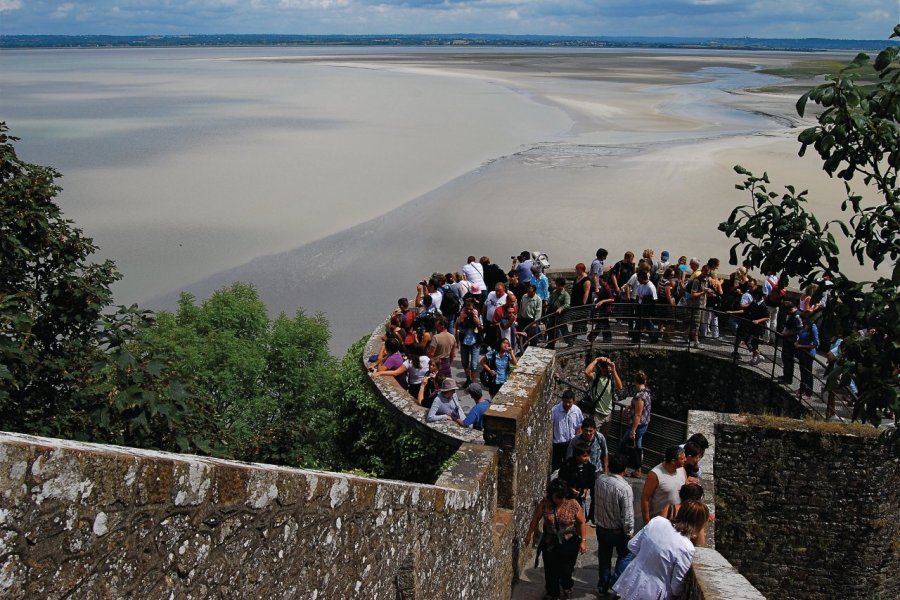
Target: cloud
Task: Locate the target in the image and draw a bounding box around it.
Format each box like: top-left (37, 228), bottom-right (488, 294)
top-left (0, 0), bottom-right (895, 38)
top-left (0, 0), bottom-right (23, 12)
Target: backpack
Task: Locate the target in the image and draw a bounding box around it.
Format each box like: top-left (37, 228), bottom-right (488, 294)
top-left (440, 285), bottom-right (461, 316)
top-left (414, 309), bottom-right (437, 334)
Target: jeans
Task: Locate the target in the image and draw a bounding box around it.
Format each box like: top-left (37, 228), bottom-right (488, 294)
top-left (597, 527), bottom-right (629, 592)
top-left (460, 343), bottom-right (480, 373)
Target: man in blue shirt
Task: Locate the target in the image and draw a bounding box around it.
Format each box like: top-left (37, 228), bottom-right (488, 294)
top-left (552, 389), bottom-right (584, 472)
top-left (456, 382), bottom-right (491, 430)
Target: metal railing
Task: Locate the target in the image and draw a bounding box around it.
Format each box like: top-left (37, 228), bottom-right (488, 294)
top-left (525, 302), bottom-right (854, 421)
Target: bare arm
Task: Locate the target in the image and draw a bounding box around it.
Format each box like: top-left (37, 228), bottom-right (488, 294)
top-left (641, 470), bottom-right (659, 525)
top-left (575, 503), bottom-right (588, 554)
top-left (523, 500), bottom-right (545, 546)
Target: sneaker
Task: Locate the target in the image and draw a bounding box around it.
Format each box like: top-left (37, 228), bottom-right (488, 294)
top-left (749, 356), bottom-right (760, 366)
top-left (692, 341), bottom-right (700, 349)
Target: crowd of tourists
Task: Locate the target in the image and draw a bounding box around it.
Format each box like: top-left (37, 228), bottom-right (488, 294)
top-left (531, 378), bottom-right (713, 599)
top-left (368, 247), bottom-right (863, 429)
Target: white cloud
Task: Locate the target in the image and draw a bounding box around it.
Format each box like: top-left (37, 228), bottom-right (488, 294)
top-left (0, 0), bottom-right (23, 13)
top-left (51, 2), bottom-right (76, 19)
top-left (279, 0), bottom-right (351, 8)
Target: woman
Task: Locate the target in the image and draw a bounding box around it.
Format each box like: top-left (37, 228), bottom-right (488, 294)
top-left (403, 346), bottom-right (430, 399)
top-left (659, 267), bottom-right (678, 339)
top-left (569, 262), bottom-right (591, 339)
top-left (524, 479), bottom-right (588, 600)
top-left (480, 337), bottom-right (518, 397)
top-left (371, 337), bottom-right (408, 389)
top-left (619, 370), bottom-right (651, 477)
top-left (455, 298), bottom-right (483, 387)
top-left (613, 500), bottom-right (710, 600)
top-left (795, 313), bottom-right (819, 398)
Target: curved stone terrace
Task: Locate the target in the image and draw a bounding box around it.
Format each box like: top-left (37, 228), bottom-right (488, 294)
top-left (363, 265), bottom-right (858, 447)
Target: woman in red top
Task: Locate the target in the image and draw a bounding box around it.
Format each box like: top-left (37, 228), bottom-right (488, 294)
top-left (524, 479), bottom-right (588, 599)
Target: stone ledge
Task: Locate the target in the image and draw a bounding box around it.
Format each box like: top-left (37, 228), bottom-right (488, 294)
top-left (363, 324), bottom-right (483, 446)
top-left (690, 547), bottom-right (766, 600)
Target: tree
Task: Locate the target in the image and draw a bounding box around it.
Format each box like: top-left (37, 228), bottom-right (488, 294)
top-left (148, 283), bottom-right (341, 467)
top-left (1, 122), bottom-right (213, 452)
top-left (720, 27), bottom-right (899, 434)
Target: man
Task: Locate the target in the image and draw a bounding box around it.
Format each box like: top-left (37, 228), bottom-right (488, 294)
top-left (414, 277), bottom-right (443, 314)
top-left (656, 250), bottom-right (671, 278)
top-left (590, 248), bottom-right (608, 298)
top-left (426, 378), bottom-right (467, 423)
top-left (686, 267), bottom-right (712, 349)
top-left (640, 446), bottom-right (687, 524)
top-left (682, 441), bottom-right (703, 482)
top-left (594, 454), bottom-right (634, 595)
top-left (566, 416), bottom-right (609, 475)
top-left (681, 433), bottom-right (709, 478)
top-left (531, 264), bottom-right (550, 312)
top-left (427, 316), bottom-right (456, 377)
top-left (456, 383), bottom-right (491, 430)
top-left (479, 256), bottom-right (508, 295)
top-left (514, 251), bottom-right (534, 284)
top-left (546, 277), bottom-right (570, 349)
top-left (582, 356), bottom-right (624, 431)
top-left (551, 390), bottom-right (583, 472)
top-left (778, 301), bottom-right (803, 384)
top-left (519, 283), bottom-right (542, 341)
top-left (483, 282), bottom-right (508, 349)
top-left (507, 270), bottom-right (527, 301)
top-left (609, 251), bottom-right (635, 298)
top-left (559, 439), bottom-right (597, 522)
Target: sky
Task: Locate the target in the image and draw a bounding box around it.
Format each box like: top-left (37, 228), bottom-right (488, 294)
top-left (0, 0), bottom-right (897, 39)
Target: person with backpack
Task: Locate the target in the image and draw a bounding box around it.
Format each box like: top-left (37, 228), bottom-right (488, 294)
top-left (582, 356), bottom-right (624, 432)
top-left (480, 337), bottom-right (517, 397)
top-left (439, 275), bottom-right (462, 333)
top-left (455, 298), bottom-right (483, 387)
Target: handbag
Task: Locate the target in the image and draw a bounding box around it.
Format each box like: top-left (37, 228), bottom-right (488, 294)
top-left (479, 352), bottom-right (497, 387)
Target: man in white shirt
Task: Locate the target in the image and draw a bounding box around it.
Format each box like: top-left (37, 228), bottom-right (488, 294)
top-left (551, 389), bottom-right (583, 472)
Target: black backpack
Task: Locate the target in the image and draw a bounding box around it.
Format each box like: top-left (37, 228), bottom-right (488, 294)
top-left (440, 286), bottom-right (461, 316)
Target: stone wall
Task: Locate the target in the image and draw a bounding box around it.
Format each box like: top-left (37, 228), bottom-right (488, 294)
top-left (715, 417), bottom-right (900, 600)
top-left (482, 347), bottom-right (557, 577)
top-left (0, 432), bottom-right (510, 600)
top-left (558, 348), bottom-right (804, 420)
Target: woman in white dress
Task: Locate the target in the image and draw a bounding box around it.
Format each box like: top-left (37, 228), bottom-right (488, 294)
top-left (612, 500), bottom-right (710, 600)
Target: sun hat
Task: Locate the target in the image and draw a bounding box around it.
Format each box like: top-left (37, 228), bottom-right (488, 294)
top-left (440, 379), bottom-right (459, 392)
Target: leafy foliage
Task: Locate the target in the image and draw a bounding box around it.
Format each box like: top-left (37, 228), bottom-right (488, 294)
top-left (0, 122), bottom-right (212, 453)
top-left (719, 28), bottom-right (900, 434)
top-left (148, 283), bottom-right (340, 468)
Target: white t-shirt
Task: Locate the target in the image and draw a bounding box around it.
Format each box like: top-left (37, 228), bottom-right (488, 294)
top-left (636, 281), bottom-right (658, 303)
top-left (462, 261), bottom-right (486, 293)
top-left (485, 291), bottom-right (507, 321)
top-left (404, 356), bottom-right (430, 386)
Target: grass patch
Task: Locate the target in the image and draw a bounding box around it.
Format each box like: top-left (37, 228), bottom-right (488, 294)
top-left (740, 413), bottom-right (880, 438)
top-left (758, 59), bottom-right (878, 81)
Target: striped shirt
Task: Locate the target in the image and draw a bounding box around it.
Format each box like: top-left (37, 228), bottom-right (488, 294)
top-left (594, 473), bottom-right (634, 536)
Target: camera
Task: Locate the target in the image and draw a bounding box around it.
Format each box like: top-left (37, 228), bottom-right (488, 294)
top-left (419, 279), bottom-right (427, 286)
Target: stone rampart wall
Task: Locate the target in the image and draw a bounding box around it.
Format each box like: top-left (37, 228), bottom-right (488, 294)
top-left (558, 348), bottom-right (803, 420)
top-left (715, 418), bottom-right (900, 600)
top-left (0, 432), bottom-right (508, 600)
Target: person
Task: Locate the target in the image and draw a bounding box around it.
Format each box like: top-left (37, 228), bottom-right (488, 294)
top-left (457, 382), bottom-right (491, 430)
top-left (619, 370), bottom-right (651, 477)
top-left (559, 439), bottom-right (597, 522)
top-left (480, 256), bottom-right (508, 297)
top-left (681, 433), bottom-right (709, 478)
top-left (402, 346), bottom-right (430, 399)
top-left (425, 378), bottom-right (467, 423)
top-left (514, 251), bottom-right (535, 285)
top-left (762, 270), bottom-right (784, 343)
top-left (569, 262), bottom-right (591, 339)
top-left (566, 417), bottom-right (608, 522)
top-left (483, 281), bottom-right (508, 349)
top-left (589, 272), bottom-right (615, 343)
top-left (551, 389), bottom-right (584, 472)
top-left (609, 251), bottom-right (636, 298)
top-left (371, 337), bottom-right (406, 386)
top-left (612, 500), bottom-right (710, 600)
top-left (507, 270), bottom-right (528, 302)
top-left (641, 446), bottom-right (687, 524)
top-left (462, 255), bottom-right (486, 299)
top-left (427, 316), bottom-right (456, 377)
top-left (480, 337), bottom-right (517, 397)
top-left (547, 277), bottom-right (571, 349)
top-left (590, 248), bottom-right (608, 298)
top-left (582, 356), bottom-right (624, 431)
top-left (702, 258), bottom-right (723, 339)
top-left (778, 300), bottom-right (803, 385)
top-left (531, 263), bottom-right (550, 315)
top-left (594, 454), bottom-right (634, 596)
top-left (686, 267), bottom-right (712, 349)
top-left (519, 283), bottom-right (543, 341)
top-left (632, 269), bottom-right (659, 342)
top-left (455, 298), bottom-right (483, 387)
top-left (681, 441), bottom-right (703, 482)
top-left (524, 479), bottom-right (588, 600)
top-left (795, 312), bottom-right (819, 399)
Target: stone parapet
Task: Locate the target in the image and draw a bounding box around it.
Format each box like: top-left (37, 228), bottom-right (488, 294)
top-left (363, 323), bottom-right (483, 446)
top-left (0, 432), bottom-right (507, 599)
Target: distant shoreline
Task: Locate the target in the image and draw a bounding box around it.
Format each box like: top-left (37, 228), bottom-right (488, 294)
top-left (1, 34), bottom-right (894, 52)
